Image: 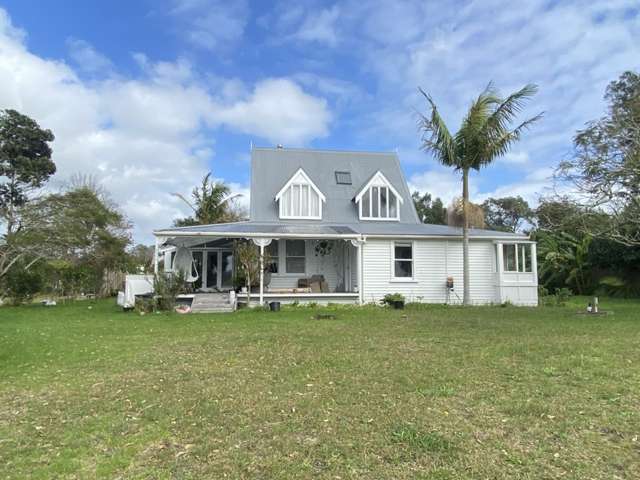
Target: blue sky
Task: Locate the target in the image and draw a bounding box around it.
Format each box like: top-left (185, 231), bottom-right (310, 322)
top-left (0, 0), bottom-right (638, 242)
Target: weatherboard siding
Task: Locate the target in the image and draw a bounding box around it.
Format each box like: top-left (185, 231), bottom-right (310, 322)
top-left (361, 239), bottom-right (498, 304)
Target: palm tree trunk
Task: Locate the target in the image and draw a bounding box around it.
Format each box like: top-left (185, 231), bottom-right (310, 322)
top-left (462, 168), bottom-right (471, 306)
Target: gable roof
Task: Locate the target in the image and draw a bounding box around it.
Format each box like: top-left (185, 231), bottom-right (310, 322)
top-left (353, 170), bottom-right (404, 204)
top-left (274, 167), bottom-right (326, 202)
top-left (250, 147), bottom-right (420, 225)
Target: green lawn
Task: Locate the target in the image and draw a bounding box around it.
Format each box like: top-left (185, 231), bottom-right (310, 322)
top-left (1, 299), bottom-right (639, 479)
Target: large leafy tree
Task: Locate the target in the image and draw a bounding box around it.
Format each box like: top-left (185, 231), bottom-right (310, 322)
top-left (537, 231), bottom-right (593, 295)
top-left (412, 191), bottom-right (447, 225)
top-left (556, 71), bottom-right (640, 246)
top-left (482, 196), bottom-right (533, 233)
top-left (0, 109), bottom-right (55, 235)
top-left (173, 172), bottom-right (245, 227)
top-left (419, 84), bottom-right (542, 304)
top-left (2, 184), bottom-right (131, 294)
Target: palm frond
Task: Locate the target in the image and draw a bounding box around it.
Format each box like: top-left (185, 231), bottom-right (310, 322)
top-left (418, 88), bottom-right (457, 167)
top-left (482, 112), bottom-right (544, 162)
top-left (170, 192), bottom-right (196, 213)
top-left (484, 84), bottom-right (542, 135)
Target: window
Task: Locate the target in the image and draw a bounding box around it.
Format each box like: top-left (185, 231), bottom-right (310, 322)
top-left (266, 241), bottom-right (279, 273)
top-left (504, 244), bottom-right (517, 272)
top-left (276, 168), bottom-right (325, 220)
top-left (393, 242), bottom-right (413, 278)
top-left (355, 171), bottom-right (402, 221)
top-left (335, 171), bottom-right (352, 184)
top-left (285, 240), bottom-right (306, 273)
top-left (520, 244), bottom-right (532, 272)
top-left (503, 244), bottom-right (532, 272)
top-left (360, 185), bottom-right (399, 219)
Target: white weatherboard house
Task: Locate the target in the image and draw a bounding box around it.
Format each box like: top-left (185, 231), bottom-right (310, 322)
top-left (144, 147), bottom-right (537, 311)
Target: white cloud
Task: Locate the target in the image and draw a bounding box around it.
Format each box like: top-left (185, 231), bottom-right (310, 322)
top-left (0, 8), bottom-right (331, 242)
top-left (499, 151), bottom-right (529, 165)
top-left (293, 6), bottom-right (340, 46)
top-left (66, 38), bottom-right (113, 74)
top-left (213, 78), bottom-right (331, 144)
top-left (169, 0), bottom-right (249, 50)
top-left (408, 169), bottom-right (472, 206)
top-left (478, 167), bottom-right (556, 205)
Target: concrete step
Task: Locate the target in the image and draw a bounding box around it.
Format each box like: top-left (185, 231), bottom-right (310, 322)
top-left (191, 293), bottom-right (234, 313)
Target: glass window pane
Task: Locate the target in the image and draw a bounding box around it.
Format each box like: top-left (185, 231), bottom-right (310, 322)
top-left (394, 244), bottom-right (412, 259)
top-left (286, 257), bottom-right (305, 273)
top-left (292, 185), bottom-right (301, 216)
top-left (301, 185), bottom-right (309, 216)
top-left (206, 251), bottom-right (218, 288)
top-left (520, 245), bottom-right (531, 272)
top-left (371, 186), bottom-right (379, 217)
top-left (380, 187), bottom-right (388, 218)
top-left (389, 191), bottom-right (397, 218)
top-left (286, 240), bottom-right (305, 257)
top-left (310, 190), bottom-right (319, 217)
top-left (504, 244), bottom-right (517, 271)
top-left (221, 251), bottom-right (233, 287)
top-left (192, 251), bottom-right (203, 290)
top-left (285, 240), bottom-right (305, 273)
top-left (362, 189), bottom-right (370, 217)
top-left (266, 241), bottom-right (278, 273)
top-left (281, 188), bottom-right (291, 216)
top-left (394, 261), bottom-right (412, 277)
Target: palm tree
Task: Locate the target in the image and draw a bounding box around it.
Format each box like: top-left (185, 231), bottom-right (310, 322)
top-left (419, 83), bottom-right (543, 305)
top-left (172, 172), bottom-right (243, 226)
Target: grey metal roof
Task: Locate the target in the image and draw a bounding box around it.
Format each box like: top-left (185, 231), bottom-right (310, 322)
top-left (153, 147), bottom-right (529, 241)
top-left (250, 147), bottom-right (421, 224)
top-left (155, 220), bottom-right (528, 240)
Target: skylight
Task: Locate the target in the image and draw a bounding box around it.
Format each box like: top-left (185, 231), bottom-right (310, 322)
top-left (335, 171), bottom-right (352, 185)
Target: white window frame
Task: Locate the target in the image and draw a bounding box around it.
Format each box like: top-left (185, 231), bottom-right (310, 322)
top-left (275, 168), bottom-right (326, 220)
top-left (354, 171), bottom-right (403, 221)
top-left (391, 241), bottom-right (415, 281)
top-left (284, 239), bottom-right (306, 275)
top-left (503, 243), bottom-right (532, 273)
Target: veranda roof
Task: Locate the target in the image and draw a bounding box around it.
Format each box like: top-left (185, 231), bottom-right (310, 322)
top-left (154, 220), bottom-right (529, 241)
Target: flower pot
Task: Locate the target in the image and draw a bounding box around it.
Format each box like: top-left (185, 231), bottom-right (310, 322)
top-left (269, 301), bottom-right (281, 312)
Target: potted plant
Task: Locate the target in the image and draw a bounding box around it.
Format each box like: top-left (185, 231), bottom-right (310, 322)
top-left (382, 292), bottom-right (405, 309)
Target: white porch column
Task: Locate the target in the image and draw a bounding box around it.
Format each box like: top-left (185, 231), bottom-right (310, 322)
top-left (530, 242), bottom-right (538, 286)
top-left (495, 242), bottom-right (504, 303)
top-left (153, 237), bottom-right (159, 275)
top-left (252, 238), bottom-right (272, 308)
top-left (350, 238), bottom-right (365, 305)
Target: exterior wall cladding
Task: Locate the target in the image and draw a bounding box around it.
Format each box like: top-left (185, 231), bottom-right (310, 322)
top-left (362, 239), bottom-right (537, 306)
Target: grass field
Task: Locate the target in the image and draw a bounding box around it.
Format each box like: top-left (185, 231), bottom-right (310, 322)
top-left (1, 298), bottom-right (639, 479)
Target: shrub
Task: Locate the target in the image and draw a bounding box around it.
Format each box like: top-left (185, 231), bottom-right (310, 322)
top-left (4, 265), bottom-right (44, 305)
top-left (153, 271), bottom-right (187, 311)
top-left (539, 287), bottom-right (573, 307)
top-left (382, 293), bottom-right (405, 307)
top-left (598, 275), bottom-right (640, 298)
top-left (554, 287), bottom-right (573, 305)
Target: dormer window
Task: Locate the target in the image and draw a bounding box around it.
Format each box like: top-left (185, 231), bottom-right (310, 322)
top-left (354, 171), bottom-right (403, 221)
top-left (275, 168), bottom-right (325, 219)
